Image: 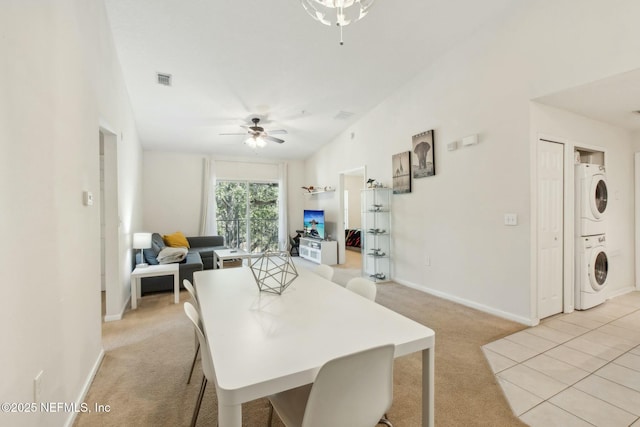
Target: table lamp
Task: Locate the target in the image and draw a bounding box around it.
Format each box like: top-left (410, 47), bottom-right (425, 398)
top-left (133, 232), bottom-right (152, 268)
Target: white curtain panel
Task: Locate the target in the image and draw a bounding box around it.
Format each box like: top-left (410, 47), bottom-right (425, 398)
top-left (278, 162), bottom-right (288, 251)
top-left (200, 157), bottom-right (217, 236)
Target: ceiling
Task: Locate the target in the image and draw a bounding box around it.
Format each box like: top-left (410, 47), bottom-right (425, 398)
top-left (536, 68), bottom-right (640, 132)
top-left (104, 0), bottom-right (518, 159)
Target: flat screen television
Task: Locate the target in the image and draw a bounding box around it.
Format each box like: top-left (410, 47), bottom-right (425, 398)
top-left (303, 209), bottom-right (325, 240)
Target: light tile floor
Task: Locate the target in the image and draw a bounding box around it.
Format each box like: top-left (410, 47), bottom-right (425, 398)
top-left (483, 291), bottom-right (640, 427)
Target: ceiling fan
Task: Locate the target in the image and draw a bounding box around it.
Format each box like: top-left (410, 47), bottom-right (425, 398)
top-left (220, 117), bottom-right (287, 147)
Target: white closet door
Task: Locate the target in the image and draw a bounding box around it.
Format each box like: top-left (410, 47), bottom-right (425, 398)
top-left (537, 140), bottom-right (564, 319)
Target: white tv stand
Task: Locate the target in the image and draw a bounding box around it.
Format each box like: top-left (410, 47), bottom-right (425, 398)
top-left (299, 237), bottom-right (337, 265)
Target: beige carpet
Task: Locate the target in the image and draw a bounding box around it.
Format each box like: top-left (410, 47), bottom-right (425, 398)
top-left (77, 266), bottom-right (527, 427)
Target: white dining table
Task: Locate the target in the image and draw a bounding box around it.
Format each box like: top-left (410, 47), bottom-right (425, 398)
top-left (194, 266), bottom-right (435, 426)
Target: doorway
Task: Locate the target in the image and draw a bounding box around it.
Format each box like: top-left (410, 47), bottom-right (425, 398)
top-left (338, 167), bottom-right (366, 269)
top-left (100, 129), bottom-right (120, 321)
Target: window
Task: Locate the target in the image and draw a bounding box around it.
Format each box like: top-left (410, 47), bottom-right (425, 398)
top-left (215, 181), bottom-right (280, 253)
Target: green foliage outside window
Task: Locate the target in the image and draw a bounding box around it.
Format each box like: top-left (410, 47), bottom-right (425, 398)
top-left (215, 181), bottom-right (279, 253)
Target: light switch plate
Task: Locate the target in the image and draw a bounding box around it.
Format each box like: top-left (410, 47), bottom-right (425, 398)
top-left (504, 213), bottom-right (518, 226)
top-left (462, 134), bottom-right (479, 146)
top-left (83, 191), bottom-right (94, 206)
top-left (34, 370), bottom-right (43, 403)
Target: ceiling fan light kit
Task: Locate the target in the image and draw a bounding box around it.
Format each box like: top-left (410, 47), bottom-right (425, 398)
top-left (245, 135), bottom-right (267, 149)
top-left (300, 0), bottom-right (375, 45)
top-left (221, 117), bottom-right (286, 149)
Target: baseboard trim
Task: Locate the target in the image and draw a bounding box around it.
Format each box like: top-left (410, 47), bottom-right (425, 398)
top-left (607, 285), bottom-right (638, 300)
top-left (64, 348), bottom-right (105, 427)
top-left (103, 296), bottom-right (130, 322)
top-left (103, 312), bottom-right (122, 322)
top-left (392, 277), bottom-right (535, 326)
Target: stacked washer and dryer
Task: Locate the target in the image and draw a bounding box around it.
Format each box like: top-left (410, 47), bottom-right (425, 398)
top-left (575, 163), bottom-right (609, 310)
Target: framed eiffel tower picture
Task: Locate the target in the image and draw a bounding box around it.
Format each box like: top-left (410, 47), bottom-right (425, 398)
top-left (392, 151), bottom-right (411, 194)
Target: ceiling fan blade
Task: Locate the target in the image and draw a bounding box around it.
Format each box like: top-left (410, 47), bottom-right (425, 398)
top-left (219, 132), bottom-right (247, 136)
top-left (265, 135), bottom-right (285, 144)
top-left (268, 129), bottom-right (288, 135)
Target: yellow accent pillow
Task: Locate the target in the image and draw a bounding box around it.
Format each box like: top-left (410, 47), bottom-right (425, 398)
top-left (163, 231), bottom-right (190, 248)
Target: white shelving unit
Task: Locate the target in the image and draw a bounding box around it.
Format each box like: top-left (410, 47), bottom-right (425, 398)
top-left (299, 237), bottom-right (338, 265)
top-left (361, 188), bottom-right (391, 282)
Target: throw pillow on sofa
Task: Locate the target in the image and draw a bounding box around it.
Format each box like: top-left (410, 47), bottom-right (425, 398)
top-left (143, 233), bottom-right (165, 265)
top-left (157, 247), bottom-right (188, 264)
top-left (163, 231), bottom-right (190, 248)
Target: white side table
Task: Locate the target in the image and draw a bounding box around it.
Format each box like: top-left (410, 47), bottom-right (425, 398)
top-left (130, 263), bottom-right (180, 309)
top-left (213, 248), bottom-right (254, 269)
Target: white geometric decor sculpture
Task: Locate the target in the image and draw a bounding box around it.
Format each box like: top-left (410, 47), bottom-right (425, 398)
top-left (250, 251), bottom-right (299, 295)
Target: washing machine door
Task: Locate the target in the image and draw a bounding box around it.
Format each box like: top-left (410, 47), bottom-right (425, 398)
top-left (589, 175), bottom-right (608, 219)
top-left (588, 248), bottom-right (608, 291)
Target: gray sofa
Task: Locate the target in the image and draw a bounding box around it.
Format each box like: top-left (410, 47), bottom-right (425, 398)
top-left (135, 233), bottom-right (225, 295)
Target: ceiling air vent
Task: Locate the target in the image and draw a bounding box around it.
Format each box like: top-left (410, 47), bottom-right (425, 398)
top-left (156, 72), bottom-right (172, 86)
top-left (334, 110), bottom-right (355, 120)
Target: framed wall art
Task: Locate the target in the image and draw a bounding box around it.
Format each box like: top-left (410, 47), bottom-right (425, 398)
top-left (392, 151), bottom-right (411, 194)
top-left (412, 130), bottom-right (435, 178)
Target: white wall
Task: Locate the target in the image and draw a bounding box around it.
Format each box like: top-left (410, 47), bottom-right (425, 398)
top-left (633, 131), bottom-right (640, 152)
top-left (303, 0), bottom-right (640, 324)
top-left (635, 132), bottom-right (640, 290)
top-left (142, 151), bottom-right (305, 239)
top-left (0, 1), bottom-right (143, 426)
top-left (143, 151), bottom-right (205, 236)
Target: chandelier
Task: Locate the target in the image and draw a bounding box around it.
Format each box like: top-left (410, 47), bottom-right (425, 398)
top-left (300, 0), bottom-right (375, 45)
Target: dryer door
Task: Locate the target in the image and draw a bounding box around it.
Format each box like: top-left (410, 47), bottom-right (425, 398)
top-left (588, 248), bottom-right (608, 291)
top-left (589, 175), bottom-right (608, 219)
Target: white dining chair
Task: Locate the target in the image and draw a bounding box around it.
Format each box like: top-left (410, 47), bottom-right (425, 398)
top-left (268, 344), bottom-right (395, 427)
top-left (183, 302), bottom-right (215, 427)
top-left (183, 279), bottom-right (200, 384)
top-left (183, 278), bottom-right (198, 303)
top-left (314, 264), bottom-right (334, 281)
top-left (344, 277), bottom-right (391, 426)
top-left (346, 277), bottom-right (377, 301)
